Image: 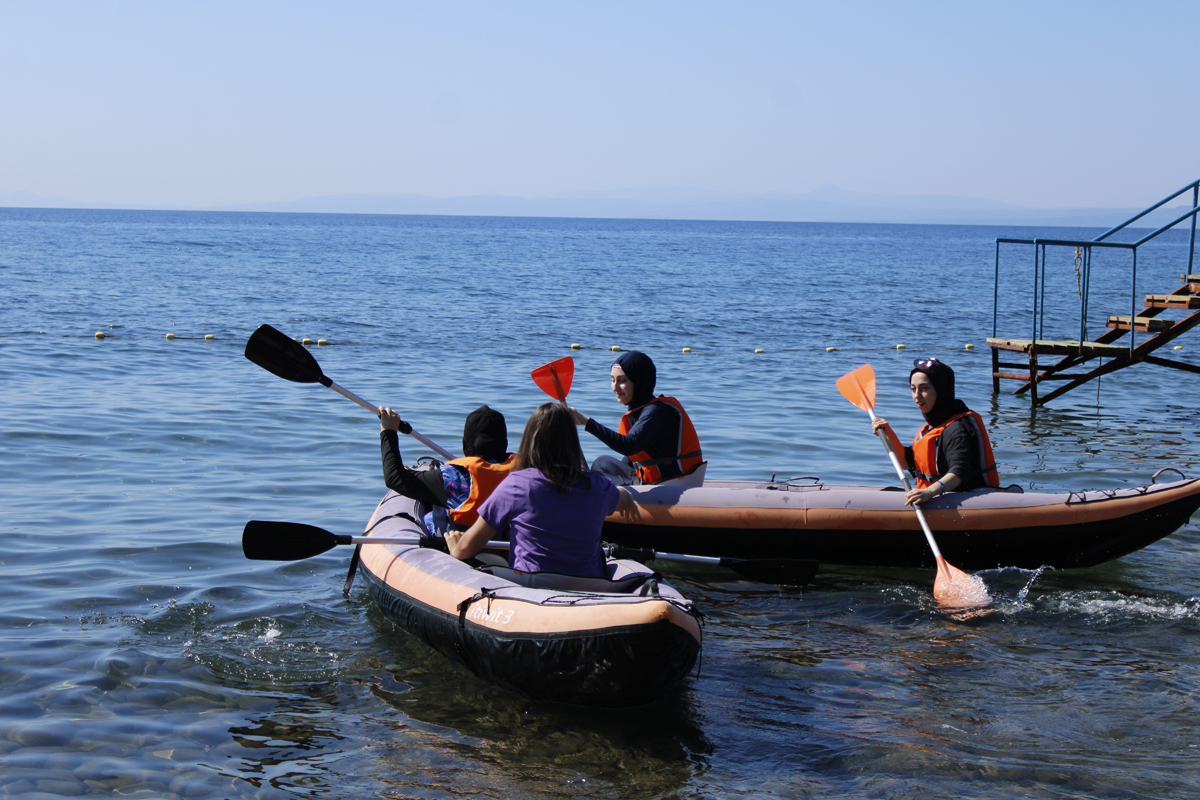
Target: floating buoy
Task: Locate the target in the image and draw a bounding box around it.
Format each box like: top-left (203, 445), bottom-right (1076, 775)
top-left (570, 343), bottom-right (581, 350)
top-left (896, 344), bottom-right (906, 350)
top-left (317, 339), bottom-right (328, 346)
top-left (165, 333), bottom-right (176, 340)
top-left (682, 347), bottom-right (692, 353)
top-left (94, 332), bottom-right (106, 339)
top-left (1175, 345), bottom-right (1184, 350)
top-left (754, 348), bottom-right (765, 354)
top-left (610, 346), bottom-right (621, 352)
top-left (204, 334), bottom-right (214, 340)
top-left (825, 347), bottom-right (837, 352)
top-left (302, 337), bottom-right (313, 345)
top-left (965, 343), bottom-right (975, 350)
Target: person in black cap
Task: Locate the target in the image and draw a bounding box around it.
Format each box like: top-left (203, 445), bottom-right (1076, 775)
top-left (567, 351), bottom-right (703, 485)
top-left (871, 358), bottom-right (999, 505)
top-left (379, 404), bottom-right (518, 535)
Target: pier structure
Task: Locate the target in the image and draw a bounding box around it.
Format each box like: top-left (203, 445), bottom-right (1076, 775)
top-left (988, 180), bottom-right (1200, 407)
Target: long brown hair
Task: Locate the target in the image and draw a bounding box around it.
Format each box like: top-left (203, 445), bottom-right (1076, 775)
top-left (515, 403), bottom-right (588, 491)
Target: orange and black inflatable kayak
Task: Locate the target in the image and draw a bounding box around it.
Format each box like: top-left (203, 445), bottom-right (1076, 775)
top-left (602, 466), bottom-right (1200, 570)
top-left (358, 491), bottom-right (702, 707)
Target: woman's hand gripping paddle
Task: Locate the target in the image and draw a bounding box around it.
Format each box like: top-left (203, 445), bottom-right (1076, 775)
top-left (531, 356), bottom-right (575, 405)
top-left (244, 324), bottom-right (456, 461)
top-left (836, 364), bottom-right (989, 608)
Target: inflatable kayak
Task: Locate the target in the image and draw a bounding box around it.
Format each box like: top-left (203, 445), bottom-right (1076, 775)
top-left (602, 466), bottom-right (1200, 570)
top-left (356, 491), bottom-right (703, 707)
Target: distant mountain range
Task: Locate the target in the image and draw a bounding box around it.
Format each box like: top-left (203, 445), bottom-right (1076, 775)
top-left (2, 185), bottom-right (1196, 229)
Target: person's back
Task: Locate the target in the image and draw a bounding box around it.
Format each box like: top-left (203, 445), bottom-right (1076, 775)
top-left (445, 403), bottom-right (634, 576)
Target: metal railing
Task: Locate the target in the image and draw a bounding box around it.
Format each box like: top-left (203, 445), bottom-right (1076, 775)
top-left (992, 179), bottom-right (1200, 354)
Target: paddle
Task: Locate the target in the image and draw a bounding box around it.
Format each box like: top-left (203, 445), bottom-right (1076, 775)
top-left (836, 363), bottom-right (989, 608)
top-left (242, 521), bottom-right (819, 586)
top-left (244, 324), bottom-right (455, 461)
top-left (605, 545), bottom-right (819, 587)
top-left (242, 520), bottom-right (508, 561)
top-left (531, 356), bottom-right (575, 405)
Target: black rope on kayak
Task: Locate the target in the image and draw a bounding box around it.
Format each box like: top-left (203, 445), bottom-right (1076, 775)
top-left (364, 511), bottom-right (422, 535)
top-left (457, 588), bottom-right (499, 628)
top-left (341, 545), bottom-right (362, 597)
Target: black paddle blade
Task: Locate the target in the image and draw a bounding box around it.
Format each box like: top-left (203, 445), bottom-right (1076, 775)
top-left (724, 558), bottom-right (820, 587)
top-left (244, 324), bottom-right (325, 384)
top-left (242, 520), bottom-right (342, 561)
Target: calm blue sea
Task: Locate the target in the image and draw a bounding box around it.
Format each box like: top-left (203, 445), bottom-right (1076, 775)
top-left (2, 207), bottom-right (1200, 799)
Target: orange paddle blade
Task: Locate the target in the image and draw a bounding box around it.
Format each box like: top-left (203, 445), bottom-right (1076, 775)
top-left (531, 356), bottom-right (575, 402)
top-left (836, 364), bottom-right (877, 412)
top-left (933, 556), bottom-right (991, 609)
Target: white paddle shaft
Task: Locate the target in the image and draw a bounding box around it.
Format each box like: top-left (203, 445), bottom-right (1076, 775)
top-left (866, 407), bottom-right (944, 560)
top-left (351, 535), bottom-right (510, 549)
top-left (327, 380), bottom-right (457, 461)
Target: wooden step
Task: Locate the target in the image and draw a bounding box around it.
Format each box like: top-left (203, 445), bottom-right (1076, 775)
top-left (1145, 294), bottom-right (1200, 310)
top-left (1107, 315), bottom-right (1174, 332)
top-left (987, 337), bottom-right (1132, 356)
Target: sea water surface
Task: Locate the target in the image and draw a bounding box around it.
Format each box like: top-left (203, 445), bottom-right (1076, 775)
top-left (2, 208), bottom-right (1199, 799)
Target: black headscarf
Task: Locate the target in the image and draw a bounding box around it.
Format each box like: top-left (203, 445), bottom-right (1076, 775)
top-left (613, 351), bottom-right (657, 408)
top-left (462, 405), bottom-right (508, 462)
top-left (909, 359), bottom-right (964, 427)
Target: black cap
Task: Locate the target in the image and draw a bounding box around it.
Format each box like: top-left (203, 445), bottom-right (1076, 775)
top-left (462, 405), bottom-right (507, 462)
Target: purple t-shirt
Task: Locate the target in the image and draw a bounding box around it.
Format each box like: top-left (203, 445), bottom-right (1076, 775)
top-left (478, 468), bottom-right (621, 577)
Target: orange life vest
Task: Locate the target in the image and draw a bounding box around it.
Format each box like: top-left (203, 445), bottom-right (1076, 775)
top-left (446, 454), bottom-right (519, 527)
top-left (618, 396), bottom-right (703, 485)
top-left (910, 410), bottom-right (999, 490)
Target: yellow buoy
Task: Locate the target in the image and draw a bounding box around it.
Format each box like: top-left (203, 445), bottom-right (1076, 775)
top-left (570, 343), bottom-right (581, 350)
top-left (94, 331), bottom-right (106, 339)
top-left (165, 333), bottom-right (176, 340)
top-left (610, 346), bottom-right (621, 352)
top-left (204, 334), bottom-right (214, 340)
top-left (965, 343), bottom-right (975, 350)
top-left (754, 348), bottom-right (765, 354)
top-left (825, 347), bottom-right (837, 352)
top-left (896, 343), bottom-right (906, 350)
top-left (682, 347), bottom-right (691, 353)
top-left (302, 337), bottom-right (313, 345)
top-left (317, 339), bottom-right (328, 346)
top-left (1174, 345), bottom-right (1184, 350)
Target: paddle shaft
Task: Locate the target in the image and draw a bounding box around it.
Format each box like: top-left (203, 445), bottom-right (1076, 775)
top-left (551, 370), bottom-right (567, 405)
top-left (344, 534), bottom-right (510, 549)
top-left (350, 538), bottom-right (746, 568)
top-left (324, 378), bottom-right (456, 461)
top-left (866, 407), bottom-right (944, 560)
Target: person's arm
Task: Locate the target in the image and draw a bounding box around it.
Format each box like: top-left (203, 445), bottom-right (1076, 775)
top-left (445, 516), bottom-right (499, 561)
top-left (380, 419), bottom-right (449, 507)
top-left (870, 417), bottom-right (911, 471)
top-left (583, 403), bottom-right (677, 457)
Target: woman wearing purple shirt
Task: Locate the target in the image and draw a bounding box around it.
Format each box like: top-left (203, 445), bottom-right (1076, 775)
top-left (445, 403), bottom-right (635, 577)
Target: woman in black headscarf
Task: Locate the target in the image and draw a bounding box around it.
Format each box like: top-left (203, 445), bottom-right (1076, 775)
top-left (568, 351), bottom-right (703, 485)
top-left (871, 358), bottom-right (999, 506)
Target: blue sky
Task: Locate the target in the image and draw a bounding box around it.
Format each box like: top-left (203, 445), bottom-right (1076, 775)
top-left (2, 1), bottom-right (1197, 209)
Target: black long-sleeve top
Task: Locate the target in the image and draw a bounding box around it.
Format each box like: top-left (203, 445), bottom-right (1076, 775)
top-left (583, 401), bottom-right (684, 482)
top-left (380, 429), bottom-right (449, 507)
